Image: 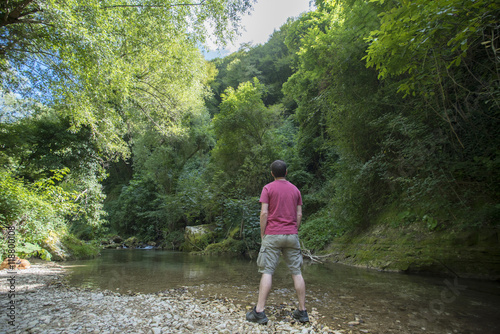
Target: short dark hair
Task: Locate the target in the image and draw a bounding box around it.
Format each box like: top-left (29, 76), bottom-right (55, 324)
top-left (271, 160), bottom-right (287, 177)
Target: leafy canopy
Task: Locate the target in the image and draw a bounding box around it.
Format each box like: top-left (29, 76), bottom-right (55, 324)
top-left (1, 0), bottom-right (254, 158)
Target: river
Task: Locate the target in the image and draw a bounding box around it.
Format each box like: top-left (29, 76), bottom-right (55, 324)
top-left (63, 249), bottom-right (500, 333)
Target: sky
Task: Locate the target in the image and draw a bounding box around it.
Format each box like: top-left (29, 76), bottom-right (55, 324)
top-left (203, 0), bottom-right (314, 59)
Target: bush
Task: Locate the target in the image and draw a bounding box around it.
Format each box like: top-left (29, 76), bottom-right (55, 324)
top-left (161, 230), bottom-right (185, 250)
top-left (61, 234), bottom-right (100, 260)
top-left (299, 210), bottom-right (343, 252)
top-left (0, 168), bottom-right (75, 258)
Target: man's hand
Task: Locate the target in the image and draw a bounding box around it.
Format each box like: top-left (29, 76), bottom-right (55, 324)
top-left (260, 203), bottom-right (269, 238)
top-left (296, 205), bottom-right (303, 229)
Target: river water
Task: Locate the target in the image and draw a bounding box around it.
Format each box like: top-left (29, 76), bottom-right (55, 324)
top-left (63, 249), bottom-right (500, 333)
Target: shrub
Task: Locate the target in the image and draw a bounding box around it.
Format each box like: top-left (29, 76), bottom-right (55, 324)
top-left (61, 234), bottom-right (100, 260)
top-left (0, 168), bottom-right (76, 259)
top-left (299, 209), bottom-right (343, 252)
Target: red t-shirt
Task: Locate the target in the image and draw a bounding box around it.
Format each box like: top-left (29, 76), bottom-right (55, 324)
top-left (259, 179), bottom-right (303, 235)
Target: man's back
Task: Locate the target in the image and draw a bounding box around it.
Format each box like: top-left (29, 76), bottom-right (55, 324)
top-left (260, 179), bottom-right (302, 235)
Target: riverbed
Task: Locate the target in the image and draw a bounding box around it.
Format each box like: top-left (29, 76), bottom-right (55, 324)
top-left (0, 261), bottom-right (319, 333)
top-left (60, 249), bottom-right (500, 334)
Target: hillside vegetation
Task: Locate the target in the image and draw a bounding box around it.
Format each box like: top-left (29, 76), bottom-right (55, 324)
top-left (1, 0), bottom-right (498, 277)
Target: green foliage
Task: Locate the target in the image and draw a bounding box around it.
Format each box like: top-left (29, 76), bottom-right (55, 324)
top-left (364, 0), bottom-right (499, 93)
top-left (211, 79), bottom-right (282, 195)
top-left (15, 242), bottom-right (42, 259)
top-left (108, 176), bottom-right (163, 240)
top-left (1, 0), bottom-right (254, 159)
top-left (0, 168), bottom-right (76, 258)
top-left (363, 0), bottom-right (499, 194)
top-left (361, 0), bottom-right (499, 228)
top-left (211, 198), bottom-right (257, 235)
top-left (0, 108), bottom-right (98, 179)
top-left (60, 234), bottom-right (100, 260)
top-left (299, 209), bottom-right (343, 252)
top-left (161, 230), bottom-right (185, 250)
top-left (207, 23), bottom-right (295, 113)
top-left (9, 241), bottom-right (52, 261)
top-left (105, 111), bottom-right (215, 241)
top-left (0, 107), bottom-right (108, 242)
top-left (204, 237), bottom-right (246, 254)
top-left (200, 196), bottom-right (261, 252)
top-left (2, 0), bottom-right (496, 258)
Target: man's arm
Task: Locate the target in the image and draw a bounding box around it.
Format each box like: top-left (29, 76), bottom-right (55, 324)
top-left (260, 203), bottom-right (269, 238)
top-left (296, 205), bottom-right (303, 230)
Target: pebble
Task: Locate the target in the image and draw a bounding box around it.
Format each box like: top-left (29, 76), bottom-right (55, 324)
top-left (0, 262), bottom-right (322, 333)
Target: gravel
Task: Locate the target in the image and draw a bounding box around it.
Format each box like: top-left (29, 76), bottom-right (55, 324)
top-left (0, 261), bottom-right (331, 333)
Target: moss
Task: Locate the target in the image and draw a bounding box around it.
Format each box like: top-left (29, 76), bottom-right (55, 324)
top-left (204, 237), bottom-right (245, 255)
top-left (61, 234), bottom-right (100, 260)
top-left (182, 232), bottom-right (213, 252)
top-left (322, 224), bottom-right (500, 279)
top-left (124, 236), bottom-right (139, 248)
top-left (41, 231), bottom-right (100, 261)
top-left (182, 225), bottom-right (218, 252)
top-left (228, 227), bottom-right (241, 239)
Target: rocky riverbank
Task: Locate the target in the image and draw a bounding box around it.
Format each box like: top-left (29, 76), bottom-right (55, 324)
top-left (2, 258), bottom-right (499, 334)
top-left (0, 261), bottom-right (330, 333)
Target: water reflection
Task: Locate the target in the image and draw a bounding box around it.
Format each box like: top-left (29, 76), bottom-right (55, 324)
top-left (63, 249), bottom-right (500, 333)
top-left (64, 249), bottom-right (258, 292)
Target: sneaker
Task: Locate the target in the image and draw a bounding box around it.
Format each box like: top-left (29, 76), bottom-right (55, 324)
top-left (292, 309), bottom-right (309, 323)
top-left (246, 306), bottom-right (269, 324)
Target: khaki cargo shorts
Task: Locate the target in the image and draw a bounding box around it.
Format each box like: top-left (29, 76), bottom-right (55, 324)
top-left (257, 234), bottom-right (303, 275)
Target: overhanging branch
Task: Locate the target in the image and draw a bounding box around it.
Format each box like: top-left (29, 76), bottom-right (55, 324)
top-left (1, 0), bottom-right (41, 28)
top-left (101, 1), bottom-right (206, 10)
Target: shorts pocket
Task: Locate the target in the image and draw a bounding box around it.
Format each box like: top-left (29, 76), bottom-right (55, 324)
top-left (257, 247), bottom-right (266, 268)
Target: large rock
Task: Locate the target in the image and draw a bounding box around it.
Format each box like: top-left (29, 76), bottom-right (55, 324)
top-left (185, 225), bottom-right (213, 237)
top-left (111, 235), bottom-right (123, 243)
top-left (124, 236), bottom-right (139, 248)
top-left (41, 232), bottom-right (70, 261)
top-left (183, 225), bottom-right (214, 252)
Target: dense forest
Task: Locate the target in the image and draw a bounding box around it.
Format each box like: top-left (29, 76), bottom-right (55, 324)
top-left (1, 1), bottom-right (498, 271)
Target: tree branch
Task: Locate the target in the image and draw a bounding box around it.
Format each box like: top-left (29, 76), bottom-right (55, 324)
top-left (135, 79), bottom-right (176, 108)
top-left (3, 18), bottom-right (45, 26)
top-left (1, 0), bottom-right (41, 28)
top-left (101, 1), bottom-right (206, 10)
top-left (9, 0), bottom-right (36, 18)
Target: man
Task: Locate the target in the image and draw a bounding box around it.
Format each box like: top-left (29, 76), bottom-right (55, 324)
top-left (246, 160), bottom-right (309, 324)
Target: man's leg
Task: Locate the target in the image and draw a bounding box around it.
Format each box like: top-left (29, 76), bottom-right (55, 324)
top-left (292, 274), bottom-right (306, 311)
top-left (256, 273), bottom-right (273, 312)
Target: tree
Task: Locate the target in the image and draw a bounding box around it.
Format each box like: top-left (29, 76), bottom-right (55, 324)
top-left (0, 104), bottom-right (108, 239)
top-left (212, 78), bottom-right (281, 190)
top-left (0, 0), bottom-right (256, 250)
top-left (207, 19), bottom-right (296, 115)
top-left (105, 106), bottom-right (215, 239)
top-left (285, 0), bottom-right (499, 239)
top-left (1, 0), bottom-right (254, 158)
top-left (0, 167), bottom-right (78, 259)
top-left (363, 0), bottom-right (500, 225)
